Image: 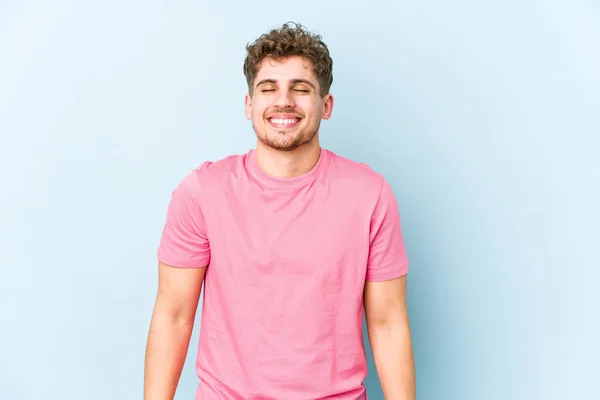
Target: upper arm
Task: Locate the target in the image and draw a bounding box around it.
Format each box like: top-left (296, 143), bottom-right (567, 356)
top-left (364, 178), bottom-right (410, 328)
top-left (366, 178), bottom-right (409, 282)
top-left (157, 167), bottom-right (211, 269)
top-left (155, 261), bottom-right (206, 323)
top-left (154, 166), bottom-right (211, 322)
top-left (364, 275), bottom-right (409, 329)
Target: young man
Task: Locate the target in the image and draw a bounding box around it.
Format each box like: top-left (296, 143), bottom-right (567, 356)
top-left (144, 22), bottom-right (415, 400)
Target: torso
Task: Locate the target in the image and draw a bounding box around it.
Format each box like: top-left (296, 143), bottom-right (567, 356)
top-left (192, 149), bottom-right (384, 400)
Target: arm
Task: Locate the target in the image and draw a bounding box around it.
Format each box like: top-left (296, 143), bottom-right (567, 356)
top-left (144, 262), bottom-right (206, 400)
top-left (364, 275), bottom-right (415, 400)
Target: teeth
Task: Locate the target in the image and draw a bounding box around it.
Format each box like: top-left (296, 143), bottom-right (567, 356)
top-left (271, 118), bottom-right (298, 125)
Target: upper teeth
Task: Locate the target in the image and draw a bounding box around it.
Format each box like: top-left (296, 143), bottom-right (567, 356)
top-left (271, 118), bottom-right (298, 125)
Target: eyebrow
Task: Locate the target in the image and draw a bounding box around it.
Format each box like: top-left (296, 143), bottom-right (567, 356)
top-left (255, 79), bottom-right (316, 90)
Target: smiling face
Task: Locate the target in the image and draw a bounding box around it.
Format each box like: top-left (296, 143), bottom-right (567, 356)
top-left (245, 56), bottom-right (334, 152)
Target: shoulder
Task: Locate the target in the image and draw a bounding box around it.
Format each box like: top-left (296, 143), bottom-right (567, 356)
top-left (325, 149), bottom-right (387, 195)
top-left (173, 152), bottom-right (247, 196)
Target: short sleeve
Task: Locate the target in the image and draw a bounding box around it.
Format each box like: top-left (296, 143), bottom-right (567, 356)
top-left (156, 169), bottom-right (210, 268)
top-left (366, 178), bottom-right (409, 281)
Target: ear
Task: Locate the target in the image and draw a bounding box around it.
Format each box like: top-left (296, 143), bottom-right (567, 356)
top-left (244, 93), bottom-right (252, 120)
top-left (321, 93), bottom-right (334, 120)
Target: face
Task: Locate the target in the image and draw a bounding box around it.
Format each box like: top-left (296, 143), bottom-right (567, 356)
top-left (245, 56), bottom-right (334, 152)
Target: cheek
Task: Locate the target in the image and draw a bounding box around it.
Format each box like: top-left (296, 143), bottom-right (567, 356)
top-left (250, 106), bottom-right (263, 121)
top-left (298, 100), bottom-right (322, 118)
top-left (251, 101), bottom-right (269, 120)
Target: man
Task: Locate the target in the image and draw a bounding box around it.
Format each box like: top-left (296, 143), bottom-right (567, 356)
top-left (144, 22), bottom-right (415, 400)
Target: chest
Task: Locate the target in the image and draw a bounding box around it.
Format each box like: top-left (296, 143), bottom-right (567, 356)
top-left (203, 183), bottom-right (372, 282)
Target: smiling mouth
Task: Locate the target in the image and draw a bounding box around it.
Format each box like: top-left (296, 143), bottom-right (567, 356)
top-left (267, 116), bottom-right (302, 129)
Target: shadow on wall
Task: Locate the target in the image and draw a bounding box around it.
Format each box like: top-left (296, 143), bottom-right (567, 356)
top-left (362, 267), bottom-right (443, 399)
top-left (347, 88), bottom-right (449, 399)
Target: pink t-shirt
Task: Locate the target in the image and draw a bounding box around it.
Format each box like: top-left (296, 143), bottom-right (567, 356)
top-left (157, 148), bottom-right (409, 400)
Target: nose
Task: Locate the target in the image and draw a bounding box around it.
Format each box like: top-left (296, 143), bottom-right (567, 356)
top-left (274, 88), bottom-right (295, 108)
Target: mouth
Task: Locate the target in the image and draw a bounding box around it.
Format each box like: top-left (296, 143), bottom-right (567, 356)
top-left (267, 114), bottom-right (302, 129)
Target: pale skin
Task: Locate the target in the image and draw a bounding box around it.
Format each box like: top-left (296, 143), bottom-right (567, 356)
top-left (365, 275), bottom-right (416, 400)
top-left (144, 263), bottom-right (206, 400)
top-left (143, 55), bottom-right (415, 400)
top-left (244, 55), bottom-right (334, 179)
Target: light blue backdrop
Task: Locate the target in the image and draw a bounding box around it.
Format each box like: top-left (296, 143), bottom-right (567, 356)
top-left (1, 1), bottom-right (598, 399)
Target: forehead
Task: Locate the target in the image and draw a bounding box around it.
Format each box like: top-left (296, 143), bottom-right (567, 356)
top-left (255, 56), bottom-right (317, 84)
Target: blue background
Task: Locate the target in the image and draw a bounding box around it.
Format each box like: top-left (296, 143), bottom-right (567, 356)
top-left (1, 1), bottom-right (598, 399)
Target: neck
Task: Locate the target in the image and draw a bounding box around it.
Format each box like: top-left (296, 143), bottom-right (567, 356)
top-left (255, 139), bottom-right (321, 179)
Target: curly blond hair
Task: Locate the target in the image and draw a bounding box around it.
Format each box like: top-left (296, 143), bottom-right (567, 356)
top-left (243, 22), bottom-right (333, 97)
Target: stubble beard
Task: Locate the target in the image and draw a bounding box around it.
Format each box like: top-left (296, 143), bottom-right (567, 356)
top-left (253, 122), bottom-right (320, 152)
